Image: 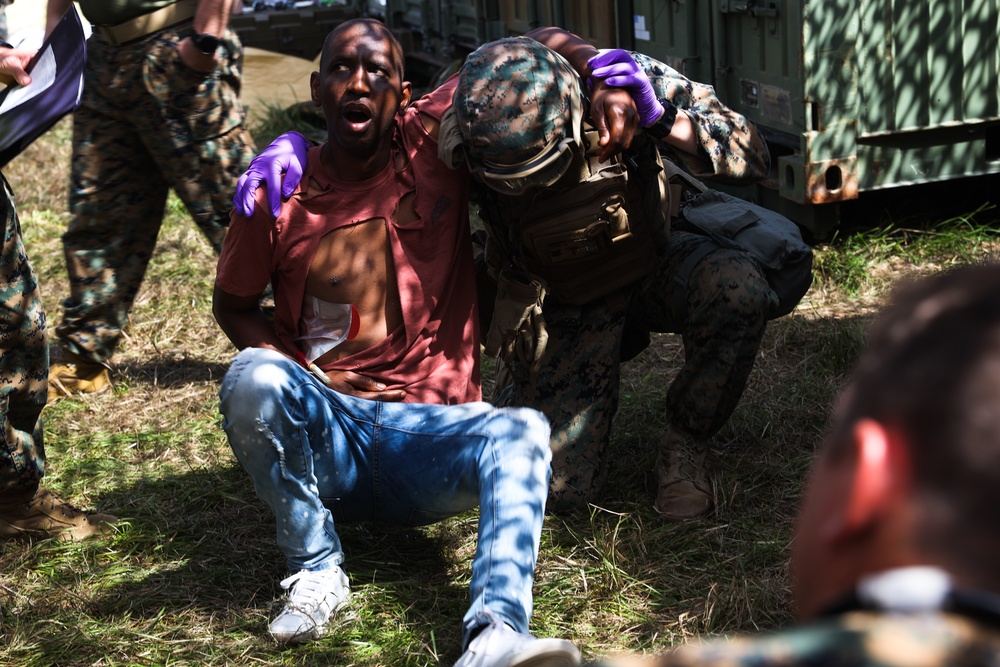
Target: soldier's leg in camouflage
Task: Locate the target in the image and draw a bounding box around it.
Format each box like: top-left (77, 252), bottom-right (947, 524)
top-left (0, 175), bottom-right (116, 540)
top-left (50, 37), bottom-right (172, 400)
top-left (0, 175), bottom-right (46, 501)
top-left (493, 298), bottom-right (627, 512)
top-left (634, 231), bottom-right (776, 519)
top-left (145, 27), bottom-right (256, 254)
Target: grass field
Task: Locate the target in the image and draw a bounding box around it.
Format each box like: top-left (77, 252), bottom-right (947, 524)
top-left (2, 115), bottom-right (999, 667)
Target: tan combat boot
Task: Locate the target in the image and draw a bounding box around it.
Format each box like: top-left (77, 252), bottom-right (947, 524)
top-left (48, 350), bottom-right (111, 403)
top-left (0, 489), bottom-right (117, 541)
top-left (653, 427), bottom-right (714, 520)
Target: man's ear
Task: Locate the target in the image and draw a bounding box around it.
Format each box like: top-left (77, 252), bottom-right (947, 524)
top-left (310, 71), bottom-right (320, 107)
top-left (398, 80), bottom-right (413, 114)
top-left (840, 419), bottom-right (903, 538)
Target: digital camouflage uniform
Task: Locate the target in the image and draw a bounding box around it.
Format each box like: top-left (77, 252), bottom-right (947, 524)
top-left (456, 45), bottom-right (777, 511)
top-left (55, 14), bottom-right (256, 363)
top-left (0, 173), bottom-right (48, 503)
top-left (492, 232), bottom-right (776, 509)
top-left (637, 610), bottom-right (1000, 667)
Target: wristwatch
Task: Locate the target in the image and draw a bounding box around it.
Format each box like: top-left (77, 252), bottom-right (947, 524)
top-left (644, 98), bottom-right (679, 140)
top-left (190, 33), bottom-right (221, 56)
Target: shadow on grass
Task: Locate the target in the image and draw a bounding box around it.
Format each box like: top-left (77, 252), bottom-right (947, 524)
top-left (114, 357), bottom-right (232, 389)
top-left (2, 459), bottom-right (474, 665)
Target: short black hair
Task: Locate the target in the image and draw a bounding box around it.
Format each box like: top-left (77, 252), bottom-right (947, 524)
top-left (830, 261), bottom-right (1000, 585)
top-left (319, 18), bottom-right (405, 79)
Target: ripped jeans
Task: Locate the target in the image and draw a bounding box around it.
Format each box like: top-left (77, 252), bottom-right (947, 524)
top-left (218, 347), bottom-right (552, 641)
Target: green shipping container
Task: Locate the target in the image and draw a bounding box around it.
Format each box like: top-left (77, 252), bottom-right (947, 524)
top-left (631, 0), bottom-right (1000, 235)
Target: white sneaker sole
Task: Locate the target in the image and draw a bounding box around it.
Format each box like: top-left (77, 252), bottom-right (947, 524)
top-left (268, 594), bottom-right (349, 643)
top-left (506, 638), bottom-right (581, 667)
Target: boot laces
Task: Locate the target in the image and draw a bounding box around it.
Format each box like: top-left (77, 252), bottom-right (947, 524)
top-left (280, 570), bottom-right (337, 612)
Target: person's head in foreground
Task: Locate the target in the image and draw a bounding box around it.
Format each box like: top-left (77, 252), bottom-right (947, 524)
top-left (448, 37), bottom-right (586, 196)
top-left (596, 261), bottom-right (1000, 666)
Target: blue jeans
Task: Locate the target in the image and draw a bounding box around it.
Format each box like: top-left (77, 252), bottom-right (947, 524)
top-left (219, 348), bottom-right (552, 644)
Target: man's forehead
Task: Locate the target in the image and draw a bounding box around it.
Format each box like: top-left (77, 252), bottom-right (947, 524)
top-left (327, 22), bottom-right (399, 63)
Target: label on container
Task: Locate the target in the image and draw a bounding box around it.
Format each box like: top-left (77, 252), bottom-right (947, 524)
top-left (761, 84), bottom-right (792, 125)
top-left (633, 14), bottom-right (651, 41)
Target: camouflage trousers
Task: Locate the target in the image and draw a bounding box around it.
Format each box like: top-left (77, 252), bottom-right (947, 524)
top-left (493, 231), bottom-right (777, 511)
top-left (56, 24), bottom-right (256, 364)
top-left (0, 174), bottom-right (48, 502)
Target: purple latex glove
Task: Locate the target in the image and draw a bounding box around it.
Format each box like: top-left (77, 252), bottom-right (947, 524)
top-left (587, 49), bottom-right (665, 127)
top-left (233, 131), bottom-right (309, 218)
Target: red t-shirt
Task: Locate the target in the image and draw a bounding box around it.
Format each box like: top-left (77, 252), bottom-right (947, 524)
top-left (216, 78), bottom-right (479, 404)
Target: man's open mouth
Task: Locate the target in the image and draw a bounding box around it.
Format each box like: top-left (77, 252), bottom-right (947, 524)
top-left (342, 103), bottom-right (373, 130)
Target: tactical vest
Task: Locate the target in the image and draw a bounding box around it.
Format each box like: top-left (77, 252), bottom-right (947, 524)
top-left (476, 125), bottom-right (672, 306)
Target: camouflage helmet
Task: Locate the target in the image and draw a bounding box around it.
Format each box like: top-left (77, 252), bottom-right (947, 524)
top-left (452, 37), bottom-right (584, 193)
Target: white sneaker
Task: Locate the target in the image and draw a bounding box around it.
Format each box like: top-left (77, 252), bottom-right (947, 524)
top-left (268, 566), bottom-right (350, 643)
top-left (454, 615), bottom-right (581, 667)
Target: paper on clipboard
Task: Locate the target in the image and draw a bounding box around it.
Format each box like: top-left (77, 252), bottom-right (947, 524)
top-left (0, 7), bottom-right (86, 167)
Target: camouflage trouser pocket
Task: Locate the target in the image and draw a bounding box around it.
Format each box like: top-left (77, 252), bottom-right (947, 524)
top-left (142, 29), bottom-right (244, 142)
top-left (0, 395), bottom-right (15, 474)
top-left (0, 394), bottom-right (45, 494)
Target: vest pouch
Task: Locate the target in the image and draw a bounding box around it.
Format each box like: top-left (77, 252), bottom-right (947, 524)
top-left (517, 169), bottom-right (656, 305)
top-left (678, 189), bottom-right (814, 318)
top-left (528, 197), bottom-right (620, 264)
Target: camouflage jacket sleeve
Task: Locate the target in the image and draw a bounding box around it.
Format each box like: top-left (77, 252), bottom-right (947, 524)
top-left (597, 610), bottom-right (1000, 667)
top-left (630, 52), bottom-right (769, 184)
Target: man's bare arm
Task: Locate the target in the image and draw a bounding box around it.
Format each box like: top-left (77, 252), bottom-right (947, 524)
top-left (525, 27), bottom-right (698, 158)
top-left (193, 0), bottom-right (237, 36)
top-left (522, 27), bottom-right (596, 76)
top-left (178, 0), bottom-right (238, 73)
top-left (523, 27), bottom-right (639, 161)
top-left (45, 0), bottom-right (74, 36)
top-left (213, 286), bottom-right (287, 354)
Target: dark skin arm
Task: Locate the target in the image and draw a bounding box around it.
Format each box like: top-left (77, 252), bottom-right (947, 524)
top-left (526, 27), bottom-right (636, 162)
top-left (212, 286), bottom-right (406, 401)
top-left (525, 27), bottom-right (699, 158)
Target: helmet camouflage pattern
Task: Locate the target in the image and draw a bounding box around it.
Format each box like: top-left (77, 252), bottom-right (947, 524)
top-left (453, 37), bottom-right (584, 167)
